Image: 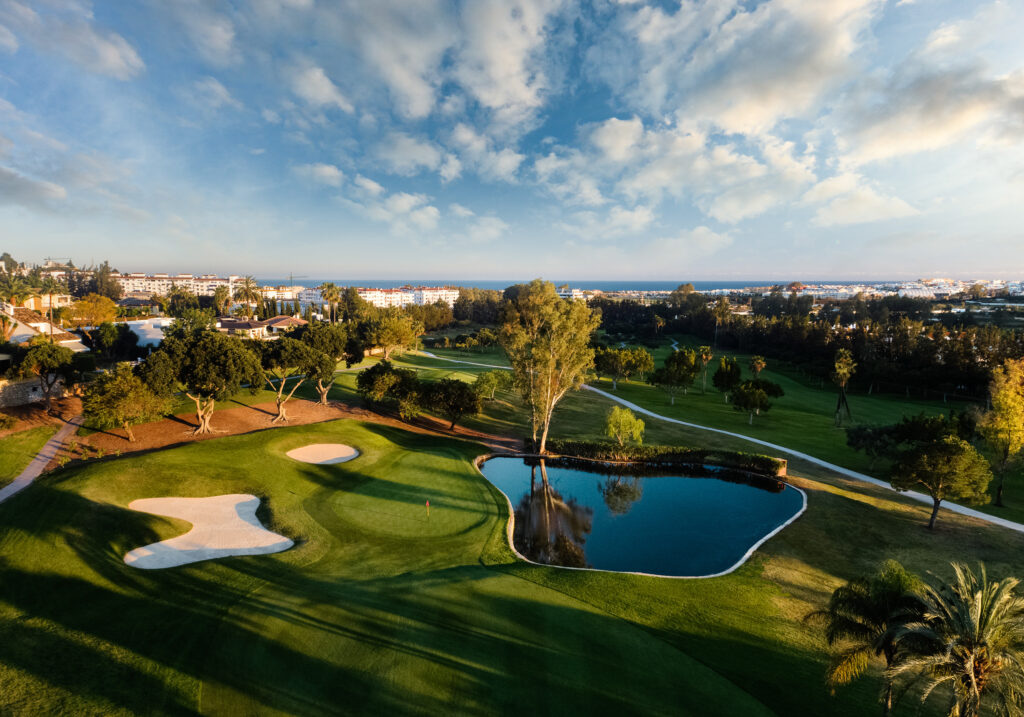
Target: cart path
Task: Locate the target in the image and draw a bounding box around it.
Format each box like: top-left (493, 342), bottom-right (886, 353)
top-left (0, 415), bottom-right (82, 504)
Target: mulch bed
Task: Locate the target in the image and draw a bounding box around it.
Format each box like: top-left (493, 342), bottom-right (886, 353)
top-left (57, 397), bottom-right (522, 469)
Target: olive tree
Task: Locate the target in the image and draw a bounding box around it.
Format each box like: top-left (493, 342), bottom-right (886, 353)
top-left (83, 363), bottom-right (170, 441)
top-left (890, 436), bottom-right (992, 529)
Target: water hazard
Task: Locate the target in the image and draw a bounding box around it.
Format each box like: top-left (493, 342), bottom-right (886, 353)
top-left (480, 457), bottom-right (804, 577)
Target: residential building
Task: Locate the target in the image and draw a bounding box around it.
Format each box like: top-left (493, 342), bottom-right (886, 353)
top-left (113, 273), bottom-right (241, 297)
top-left (1, 304), bottom-right (88, 352)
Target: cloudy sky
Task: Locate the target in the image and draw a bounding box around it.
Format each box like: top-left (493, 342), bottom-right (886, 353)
top-left (1, 0), bottom-right (1022, 280)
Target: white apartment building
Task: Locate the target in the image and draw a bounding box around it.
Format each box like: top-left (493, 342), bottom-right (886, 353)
top-left (556, 288), bottom-right (587, 301)
top-left (114, 273), bottom-right (240, 296)
top-left (260, 285), bottom-right (305, 301)
top-left (296, 286), bottom-right (460, 309)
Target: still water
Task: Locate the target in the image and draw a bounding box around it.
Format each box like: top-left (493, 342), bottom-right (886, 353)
top-left (480, 458), bottom-right (804, 577)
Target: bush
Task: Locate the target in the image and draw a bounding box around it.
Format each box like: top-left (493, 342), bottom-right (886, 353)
top-left (544, 439), bottom-right (786, 476)
top-left (0, 413), bottom-right (15, 431)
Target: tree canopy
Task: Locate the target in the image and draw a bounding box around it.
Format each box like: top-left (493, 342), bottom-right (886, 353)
top-left (83, 363), bottom-right (170, 441)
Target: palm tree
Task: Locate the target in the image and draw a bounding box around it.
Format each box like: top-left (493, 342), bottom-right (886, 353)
top-left (699, 345), bottom-right (714, 394)
top-left (806, 560), bottom-right (924, 715)
top-left (212, 285), bottom-right (231, 316)
top-left (0, 275), bottom-right (39, 310)
top-left (318, 282), bottom-right (340, 324)
top-left (833, 348), bottom-right (857, 427)
top-left (233, 276), bottom-right (261, 319)
top-left (0, 314), bottom-right (15, 342)
top-left (891, 563), bottom-right (1024, 717)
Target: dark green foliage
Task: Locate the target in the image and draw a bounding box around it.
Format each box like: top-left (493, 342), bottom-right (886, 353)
top-left (425, 377), bottom-right (480, 429)
top-left (730, 379), bottom-right (784, 423)
top-left (356, 361), bottom-right (421, 420)
top-left (712, 356), bottom-right (742, 398)
top-left (544, 439), bottom-right (787, 476)
top-left (890, 435), bottom-right (992, 529)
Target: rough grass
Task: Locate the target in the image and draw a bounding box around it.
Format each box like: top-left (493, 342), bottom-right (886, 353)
top-left (0, 425), bottom-right (58, 487)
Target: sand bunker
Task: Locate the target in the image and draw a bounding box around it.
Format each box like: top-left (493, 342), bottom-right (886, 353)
top-left (286, 443), bottom-right (359, 465)
top-left (124, 494), bottom-right (293, 569)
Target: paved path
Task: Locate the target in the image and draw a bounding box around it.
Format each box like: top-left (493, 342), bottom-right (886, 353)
top-left (416, 350), bottom-right (1024, 535)
top-left (0, 415), bottom-right (82, 504)
top-left (584, 385), bottom-right (1024, 534)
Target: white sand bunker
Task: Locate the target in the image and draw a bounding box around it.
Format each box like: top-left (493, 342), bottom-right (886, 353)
top-left (124, 494), bottom-right (293, 570)
top-left (286, 443), bottom-right (359, 465)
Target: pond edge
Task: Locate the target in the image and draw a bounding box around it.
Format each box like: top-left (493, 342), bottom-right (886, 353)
top-left (474, 452), bottom-right (808, 580)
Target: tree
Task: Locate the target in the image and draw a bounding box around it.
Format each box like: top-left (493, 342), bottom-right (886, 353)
top-left (712, 297), bottom-right (731, 347)
top-left (366, 309), bottom-right (422, 360)
top-left (0, 314), bottom-right (15, 342)
top-left (712, 356), bottom-right (742, 402)
top-left (650, 348), bottom-right (699, 404)
top-left (22, 342), bottom-right (74, 412)
top-left (82, 363), bottom-right (170, 441)
top-left (258, 337), bottom-right (314, 423)
top-left (166, 308), bottom-right (217, 338)
top-left (212, 285), bottom-right (231, 316)
top-left (233, 276), bottom-right (261, 319)
top-left (427, 378), bottom-right (480, 429)
top-left (626, 347), bottom-right (655, 383)
top-left (473, 370), bottom-right (512, 400)
top-left (0, 274), bottom-right (38, 308)
top-left (833, 348), bottom-right (857, 426)
top-left (605, 406), bottom-right (644, 448)
top-left (318, 282), bottom-right (341, 324)
top-left (71, 293), bottom-right (117, 342)
top-left (731, 379), bottom-right (784, 424)
top-left (167, 285), bottom-right (199, 317)
top-left (150, 331), bottom-right (262, 434)
top-left (500, 279), bottom-right (601, 454)
top-left (295, 322), bottom-right (355, 405)
top-left (978, 359), bottom-right (1024, 507)
top-left (749, 355), bottom-right (767, 378)
top-left (698, 345), bottom-right (714, 394)
top-left (356, 360), bottom-right (420, 421)
top-left (805, 560), bottom-right (924, 716)
top-left (90, 261), bottom-right (123, 300)
top-left (598, 475), bottom-right (644, 515)
top-left (595, 347), bottom-right (627, 390)
top-left (891, 563), bottom-right (1024, 716)
top-left (890, 436), bottom-right (992, 529)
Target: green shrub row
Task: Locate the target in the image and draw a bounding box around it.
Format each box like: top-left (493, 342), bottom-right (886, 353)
top-left (543, 439), bottom-right (787, 477)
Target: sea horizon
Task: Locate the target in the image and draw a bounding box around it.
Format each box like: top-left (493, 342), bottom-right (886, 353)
top-left (254, 278), bottom-right (905, 292)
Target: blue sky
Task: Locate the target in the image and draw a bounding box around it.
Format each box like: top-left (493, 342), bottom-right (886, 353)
top-left (1, 0), bottom-right (1022, 280)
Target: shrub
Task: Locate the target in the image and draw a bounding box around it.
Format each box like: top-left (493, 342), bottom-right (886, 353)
top-left (544, 439), bottom-right (786, 477)
top-left (0, 413), bottom-right (15, 431)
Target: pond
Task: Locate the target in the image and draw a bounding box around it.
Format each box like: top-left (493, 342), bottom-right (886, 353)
top-left (480, 457), bottom-right (805, 578)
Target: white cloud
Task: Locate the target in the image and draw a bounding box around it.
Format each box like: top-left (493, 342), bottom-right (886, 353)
top-left (650, 226), bottom-right (734, 259)
top-left (169, 1), bottom-right (238, 66)
top-left (449, 203), bottom-right (474, 218)
top-left (0, 1), bottom-right (144, 79)
top-left (353, 174), bottom-right (385, 197)
top-left (0, 165), bottom-right (67, 207)
top-left (806, 175), bottom-right (919, 226)
top-left (454, 0), bottom-right (567, 132)
top-left (186, 77), bottom-right (242, 111)
top-left (353, 190), bottom-right (441, 233)
top-left (440, 154), bottom-right (462, 182)
top-left (589, 0), bottom-right (881, 134)
top-left (0, 23), bottom-right (17, 52)
top-left (261, 108), bottom-right (281, 124)
top-left (450, 123), bottom-right (524, 181)
top-left (591, 117), bottom-right (644, 162)
top-left (376, 132), bottom-right (442, 176)
top-left (465, 215), bottom-right (508, 243)
top-left (290, 64), bottom-right (354, 113)
top-left (294, 163), bottom-right (344, 187)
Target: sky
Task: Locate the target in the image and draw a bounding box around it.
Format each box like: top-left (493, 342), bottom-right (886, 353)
top-left (0, 0), bottom-right (1022, 281)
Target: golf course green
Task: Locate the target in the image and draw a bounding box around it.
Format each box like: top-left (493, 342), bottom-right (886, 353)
top-left (3, 409), bottom-right (1023, 715)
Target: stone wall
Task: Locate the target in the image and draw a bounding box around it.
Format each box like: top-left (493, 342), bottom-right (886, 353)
top-left (0, 378), bottom-right (64, 408)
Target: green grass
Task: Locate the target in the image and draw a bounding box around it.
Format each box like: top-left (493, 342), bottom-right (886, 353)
top-left (3, 416), bottom-right (1022, 715)
top-left (0, 425), bottom-right (58, 487)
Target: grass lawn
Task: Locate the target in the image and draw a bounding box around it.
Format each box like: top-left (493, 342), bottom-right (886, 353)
top-left (0, 425), bottom-right (58, 487)
top-left (2, 416), bottom-right (1021, 715)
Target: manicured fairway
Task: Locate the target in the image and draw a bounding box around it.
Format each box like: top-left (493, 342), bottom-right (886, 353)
top-left (0, 425), bottom-right (58, 487)
top-left (3, 417), bottom-right (1023, 715)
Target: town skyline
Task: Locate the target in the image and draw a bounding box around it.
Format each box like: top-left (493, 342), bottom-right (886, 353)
top-left (2, 1), bottom-right (1023, 279)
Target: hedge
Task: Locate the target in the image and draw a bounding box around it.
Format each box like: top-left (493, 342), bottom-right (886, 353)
top-left (543, 439), bottom-right (787, 477)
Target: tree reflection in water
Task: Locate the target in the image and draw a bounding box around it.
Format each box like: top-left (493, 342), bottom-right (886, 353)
top-left (598, 475), bottom-right (644, 516)
top-left (513, 460), bottom-right (594, 568)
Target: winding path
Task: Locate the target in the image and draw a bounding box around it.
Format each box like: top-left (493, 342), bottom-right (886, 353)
top-left (416, 350), bottom-right (1024, 535)
top-left (0, 415), bottom-right (82, 504)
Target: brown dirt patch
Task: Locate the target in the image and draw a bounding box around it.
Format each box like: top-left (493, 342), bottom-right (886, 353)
top-left (60, 397), bottom-right (521, 467)
top-left (0, 397), bottom-right (81, 439)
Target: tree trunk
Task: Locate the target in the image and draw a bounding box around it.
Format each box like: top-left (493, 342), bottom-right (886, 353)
top-left (538, 415), bottom-right (552, 455)
top-left (612, 378), bottom-right (617, 390)
top-left (995, 472), bottom-right (1005, 507)
top-left (273, 400), bottom-right (288, 423)
top-left (670, 395), bottom-right (674, 405)
top-left (928, 498), bottom-right (941, 530)
top-left (189, 395), bottom-right (216, 434)
top-left (749, 412), bottom-right (753, 425)
top-left (449, 418), bottom-right (457, 430)
top-left (316, 381), bottom-right (331, 405)
top-left (883, 681), bottom-right (892, 716)
top-left (124, 423), bottom-right (135, 442)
